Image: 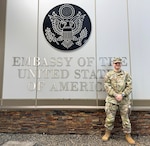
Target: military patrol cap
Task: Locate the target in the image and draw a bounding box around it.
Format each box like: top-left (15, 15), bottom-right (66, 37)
top-left (113, 57), bottom-right (122, 63)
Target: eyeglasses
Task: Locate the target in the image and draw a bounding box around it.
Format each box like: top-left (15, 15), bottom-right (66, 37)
top-left (114, 62), bottom-right (121, 65)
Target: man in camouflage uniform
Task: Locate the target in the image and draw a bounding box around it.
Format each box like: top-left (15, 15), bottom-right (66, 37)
top-left (102, 58), bottom-right (135, 145)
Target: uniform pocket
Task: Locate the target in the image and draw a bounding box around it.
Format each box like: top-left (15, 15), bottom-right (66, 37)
top-left (105, 102), bottom-right (118, 114)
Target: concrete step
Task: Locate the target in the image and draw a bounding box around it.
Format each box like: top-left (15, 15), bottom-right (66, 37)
top-left (2, 141), bottom-right (36, 146)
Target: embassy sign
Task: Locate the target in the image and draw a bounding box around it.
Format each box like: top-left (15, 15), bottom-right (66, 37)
top-left (43, 3), bottom-right (92, 51)
top-left (3, 0), bottom-right (150, 102)
top-left (3, 0), bottom-right (96, 99)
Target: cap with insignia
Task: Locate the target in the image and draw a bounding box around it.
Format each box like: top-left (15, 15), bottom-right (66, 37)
top-left (113, 57), bottom-right (122, 63)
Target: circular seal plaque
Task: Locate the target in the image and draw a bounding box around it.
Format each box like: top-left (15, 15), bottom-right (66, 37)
top-left (43, 3), bottom-right (92, 51)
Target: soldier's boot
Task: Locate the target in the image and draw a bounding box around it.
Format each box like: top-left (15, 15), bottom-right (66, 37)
top-left (125, 133), bottom-right (135, 145)
top-left (102, 129), bottom-right (111, 141)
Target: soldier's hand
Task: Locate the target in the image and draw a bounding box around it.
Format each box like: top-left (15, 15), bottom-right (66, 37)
top-left (115, 94), bottom-right (123, 101)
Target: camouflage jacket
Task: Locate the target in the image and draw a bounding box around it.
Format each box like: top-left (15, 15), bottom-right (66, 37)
top-left (104, 69), bottom-right (132, 105)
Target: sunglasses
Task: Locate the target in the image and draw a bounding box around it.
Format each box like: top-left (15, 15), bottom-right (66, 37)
top-left (114, 62), bottom-right (121, 65)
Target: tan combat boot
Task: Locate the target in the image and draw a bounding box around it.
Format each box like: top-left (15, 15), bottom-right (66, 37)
top-left (125, 133), bottom-right (135, 145)
top-left (102, 129), bottom-right (111, 141)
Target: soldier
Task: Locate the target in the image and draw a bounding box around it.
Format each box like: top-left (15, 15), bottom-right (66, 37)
top-left (102, 57), bottom-right (135, 145)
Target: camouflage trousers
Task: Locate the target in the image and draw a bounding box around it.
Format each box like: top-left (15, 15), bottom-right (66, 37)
top-left (104, 102), bottom-right (131, 133)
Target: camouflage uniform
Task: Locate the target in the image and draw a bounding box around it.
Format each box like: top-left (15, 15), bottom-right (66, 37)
top-left (104, 69), bottom-right (132, 133)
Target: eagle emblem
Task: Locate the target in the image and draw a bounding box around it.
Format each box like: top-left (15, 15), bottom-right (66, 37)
top-left (43, 4), bottom-right (91, 51)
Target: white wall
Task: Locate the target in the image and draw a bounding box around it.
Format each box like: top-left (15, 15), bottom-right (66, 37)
top-left (3, 0), bottom-right (38, 99)
top-left (96, 0), bottom-right (131, 99)
top-left (128, 0), bottom-right (150, 99)
top-left (3, 0), bottom-right (150, 100)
